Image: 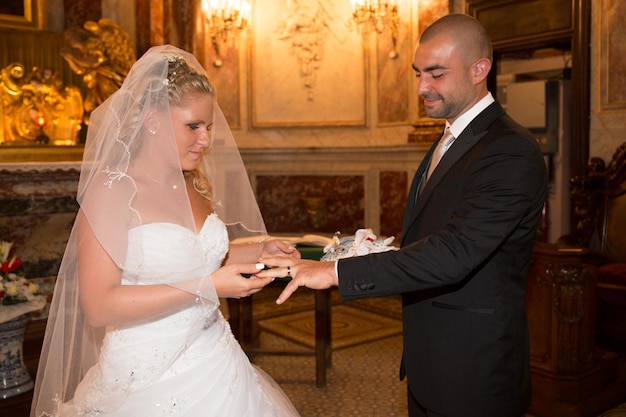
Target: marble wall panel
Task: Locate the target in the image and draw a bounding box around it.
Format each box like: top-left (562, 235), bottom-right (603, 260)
top-left (0, 145), bottom-right (425, 279)
top-left (256, 175), bottom-right (365, 234)
top-left (0, 166), bottom-right (79, 279)
top-left (379, 171), bottom-right (408, 239)
top-left (376, 0), bottom-right (412, 126)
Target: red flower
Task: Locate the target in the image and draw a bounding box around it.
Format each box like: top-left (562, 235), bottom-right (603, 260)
top-left (1, 256), bottom-right (22, 273)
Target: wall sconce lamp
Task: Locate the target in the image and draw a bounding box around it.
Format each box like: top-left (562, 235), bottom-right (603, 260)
top-left (350, 0), bottom-right (399, 59)
top-left (201, 0), bottom-right (251, 67)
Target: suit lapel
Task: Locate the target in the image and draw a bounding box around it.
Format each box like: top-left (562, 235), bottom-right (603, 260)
top-left (402, 102), bottom-right (506, 242)
top-left (403, 143), bottom-right (435, 234)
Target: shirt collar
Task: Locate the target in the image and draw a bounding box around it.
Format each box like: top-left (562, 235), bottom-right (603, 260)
top-left (447, 92), bottom-right (495, 138)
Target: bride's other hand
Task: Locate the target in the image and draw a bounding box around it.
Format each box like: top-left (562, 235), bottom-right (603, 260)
top-left (212, 263), bottom-right (273, 299)
top-left (255, 257), bottom-right (338, 304)
top-left (226, 239), bottom-right (300, 265)
top-left (260, 239), bottom-right (301, 259)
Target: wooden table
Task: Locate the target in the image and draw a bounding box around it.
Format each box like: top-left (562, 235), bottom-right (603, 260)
top-left (229, 246), bottom-right (333, 387)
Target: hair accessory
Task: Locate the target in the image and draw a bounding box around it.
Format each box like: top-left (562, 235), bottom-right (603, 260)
top-left (164, 54), bottom-right (186, 87)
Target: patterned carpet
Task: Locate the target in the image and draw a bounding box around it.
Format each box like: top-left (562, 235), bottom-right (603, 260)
top-left (249, 280), bottom-right (403, 321)
top-left (259, 303), bottom-right (401, 350)
top-left (249, 284), bottom-right (626, 417)
top-left (249, 285), bottom-right (407, 417)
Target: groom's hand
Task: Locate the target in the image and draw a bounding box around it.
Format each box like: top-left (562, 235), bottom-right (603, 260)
top-left (255, 257), bottom-right (339, 304)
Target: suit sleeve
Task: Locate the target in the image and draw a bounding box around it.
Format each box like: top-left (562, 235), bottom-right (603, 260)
top-left (337, 130), bottom-right (547, 301)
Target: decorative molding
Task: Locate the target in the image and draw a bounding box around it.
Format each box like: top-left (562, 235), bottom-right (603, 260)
top-left (0, 0), bottom-right (46, 31)
top-left (467, 0), bottom-right (574, 49)
top-left (599, 0), bottom-right (626, 111)
top-left (0, 146), bottom-right (84, 163)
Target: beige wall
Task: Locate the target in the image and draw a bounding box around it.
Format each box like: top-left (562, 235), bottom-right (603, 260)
top-left (212, 0), bottom-right (421, 150)
top-left (43, 0), bottom-right (626, 163)
top-left (96, 0), bottom-right (442, 151)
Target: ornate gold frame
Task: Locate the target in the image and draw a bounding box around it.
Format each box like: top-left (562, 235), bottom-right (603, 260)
top-left (0, 0), bottom-right (46, 31)
top-left (0, 146), bottom-right (84, 163)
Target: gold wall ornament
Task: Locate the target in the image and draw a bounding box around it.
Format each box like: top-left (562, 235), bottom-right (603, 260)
top-left (0, 63), bottom-right (83, 146)
top-left (350, 0), bottom-right (399, 59)
top-left (201, 0), bottom-right (250, 67)
top-left (60, 18), bottom-right (136, 124)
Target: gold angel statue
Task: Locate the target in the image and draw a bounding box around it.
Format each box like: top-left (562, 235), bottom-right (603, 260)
top-left (61, 18), bottom-right (136, 124)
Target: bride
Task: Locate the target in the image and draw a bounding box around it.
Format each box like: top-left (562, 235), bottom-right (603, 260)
top-left (31, 45), bottom-right (301, 417)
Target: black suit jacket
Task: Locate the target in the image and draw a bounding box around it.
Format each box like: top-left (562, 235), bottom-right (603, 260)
top-left (337, 102), bottom-right (547, 417)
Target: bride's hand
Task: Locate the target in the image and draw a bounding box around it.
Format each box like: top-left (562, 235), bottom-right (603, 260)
top-left (260, 239), bottom-right (301, 259)
top-left (212, 263), bottom-right (274, 299)
top-left (254, 257), bottom-right (338, 304)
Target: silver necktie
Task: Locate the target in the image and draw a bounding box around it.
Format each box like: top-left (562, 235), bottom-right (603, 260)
top-left (426, 128), bottom-right (455, 181)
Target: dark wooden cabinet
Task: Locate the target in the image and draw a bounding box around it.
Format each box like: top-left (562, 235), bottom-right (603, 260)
top-left (524, 233), bottom-right (626, 417)
top-left (527, 244), bottom-right (601, 377)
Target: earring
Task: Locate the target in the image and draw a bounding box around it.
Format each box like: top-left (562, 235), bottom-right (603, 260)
top-left (149, 129), bottom-right (156, 135)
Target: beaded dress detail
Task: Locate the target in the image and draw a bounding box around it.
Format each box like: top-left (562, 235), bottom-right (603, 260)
top-left (55, 215), bottom-right (299, 416)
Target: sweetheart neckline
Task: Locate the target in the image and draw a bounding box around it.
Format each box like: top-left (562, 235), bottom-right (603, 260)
top-left (129, 213), bottom-right (220, 236)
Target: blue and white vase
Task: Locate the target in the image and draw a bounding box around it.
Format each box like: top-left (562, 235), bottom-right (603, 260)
top-left (0, 314), bottom-right (34, 399)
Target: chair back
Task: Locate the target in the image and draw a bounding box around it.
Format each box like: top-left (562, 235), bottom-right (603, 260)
top-left (562, 142), bottom-right (626, 263)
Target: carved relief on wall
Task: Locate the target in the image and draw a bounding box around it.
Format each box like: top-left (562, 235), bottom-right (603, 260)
top-left (275, 0), bottom-right (345, 101)
top-left (250, 0), bottom-right (366, 127)
top-left (599, 0), bottom-right (626, 111)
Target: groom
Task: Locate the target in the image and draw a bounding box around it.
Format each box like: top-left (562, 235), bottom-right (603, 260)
top-left (259, 13), bottom-right (547, 417)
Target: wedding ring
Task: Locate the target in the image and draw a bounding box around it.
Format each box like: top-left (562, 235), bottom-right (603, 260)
top-left (287, 266), bottom-right (291, 277)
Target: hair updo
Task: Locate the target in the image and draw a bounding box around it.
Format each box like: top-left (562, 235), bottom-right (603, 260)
top-left (165, 55), bottom-right (216, 106)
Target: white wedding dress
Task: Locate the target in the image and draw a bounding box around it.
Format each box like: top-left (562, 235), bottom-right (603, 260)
top-left (60, 214), bottom-right (300, 416)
